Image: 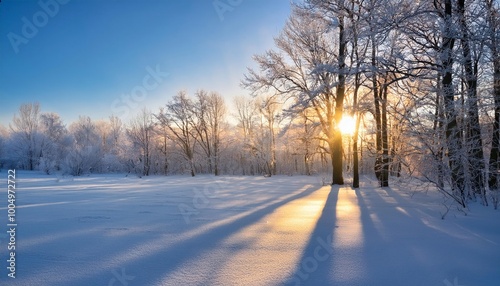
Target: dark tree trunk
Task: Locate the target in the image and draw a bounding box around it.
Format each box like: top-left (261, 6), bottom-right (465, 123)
top-left (489, 58), bottom-right (500, 188)
top-left (331, 131), bottom-right (344, 185)
top-left (353, 113), bottom-right (361, 188)
top-left (332, 14), bottom-right (347, 185)
top-left (487, 0), bottom-right (500, 191)
top-left (380, 83), bottom-right (390, 187)
top-left (457, 0), bottom-right (486, 202)
top-left (433, 81), bottom-right (445, 188)
top-left (371, 36), bottom-right (386, 187)
top-left (441, 0), bottom-right (466, 206)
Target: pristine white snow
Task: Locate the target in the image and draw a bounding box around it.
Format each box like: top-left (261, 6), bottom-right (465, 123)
top-left (0, 171), bottom-right (499, 286)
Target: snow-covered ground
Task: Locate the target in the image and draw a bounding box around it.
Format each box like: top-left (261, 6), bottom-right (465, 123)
top-left (0, 171), bottom-right (499, 286)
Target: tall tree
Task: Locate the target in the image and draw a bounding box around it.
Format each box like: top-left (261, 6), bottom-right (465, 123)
top-left (157, 91), bottom-right (197, 177)
top-left (258, 95), bottom-right (281, 176)
top-left (10, 102), bottom-right (42, 170)
top-left (65, 116), bottom-right (102, 175)
top-left (487, 0), bottom-right (500, 197)
top-left (39, 112), bottom-right (68, 173)
top-left (440, 0), bottom-right (467, 206)
top-left (127, 108), bottom-right (155, 176)
top-left (457, 0), bottom-right (486, 203)
top-left (191, 90), bottom-right (227, 175)
top-left (234, 95), bottom-right (259, 175)
top-left (244, 6), bottom-right (347, 184)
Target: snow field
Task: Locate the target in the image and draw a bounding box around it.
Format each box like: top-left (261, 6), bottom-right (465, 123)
top-left (0, 171), bottom-right (498, 286)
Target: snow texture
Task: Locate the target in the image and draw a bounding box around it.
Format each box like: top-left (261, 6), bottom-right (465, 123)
top-left (0, 171), bottom-right (499, 286)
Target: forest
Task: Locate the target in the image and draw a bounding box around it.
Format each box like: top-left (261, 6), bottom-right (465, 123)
top-left (1, 0), bottom-right (499, 210)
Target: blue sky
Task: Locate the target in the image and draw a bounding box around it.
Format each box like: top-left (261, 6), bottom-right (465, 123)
top-left (0, 0), bottom-right (292, 126)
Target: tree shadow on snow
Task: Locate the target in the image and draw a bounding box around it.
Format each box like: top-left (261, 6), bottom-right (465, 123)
top-left (67, 183), bottom-right (322, 285)
top-left (283, 183), bottom-right (498, 286)
top-left (282, 185), bottom-right (340, 286)
top-left (352, 185), bottom-right (493, 285)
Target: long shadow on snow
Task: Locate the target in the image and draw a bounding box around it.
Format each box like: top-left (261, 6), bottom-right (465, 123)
top-left (281, 180), bottom-right (499, 286)
top-left (353, 185), bottom-right (497, 285)
top-left (282, 185), bottom-right (339, 286)
top-left (87, 184), bottom-right (321, 285)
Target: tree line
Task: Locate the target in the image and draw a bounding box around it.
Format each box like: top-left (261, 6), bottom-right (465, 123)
top-left (1, 0), bottom-right (499, 209)
top-left (0, 95), bottom-right (340, 180)
top-left (243, 0), bottom-right (499, 208)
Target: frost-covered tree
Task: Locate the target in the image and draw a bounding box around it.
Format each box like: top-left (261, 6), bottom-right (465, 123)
top-left (257, 96), bottom-right (281, 176)
top-left (244, 6), bottom-right (347, 184)
top-left (233, 95), bottom-right (260, 175)
top-left (0, 124), bottom-right (8, 170)
top-left (126, 109), bottom-right (155, 176)
top-left (38, 112), bottom-right (69, 174)
top-left (157, 91), bottom-right (197, 176)
top-left (99, 115), bottom-right (126, 172)
top-left (9, 103), bottom-right (42, 170)
top-left (191, 90), bottom-right (227, 175)
top-left (486, 0), bottom-right (500, 200)
top-left (64, 116), bottom-right (102, 176)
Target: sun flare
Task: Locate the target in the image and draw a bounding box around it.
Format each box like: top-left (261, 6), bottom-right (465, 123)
top-left (338, 115), bottom-right (356, 135)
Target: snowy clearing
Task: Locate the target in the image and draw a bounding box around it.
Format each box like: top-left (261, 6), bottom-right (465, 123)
top-left (0, 171), bottom-right (499, 286)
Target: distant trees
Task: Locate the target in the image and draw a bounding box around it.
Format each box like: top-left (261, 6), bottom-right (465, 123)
top-left (4, 0), bottom-right (500, 210)
top-left (233, 95), bottom-right (259, 175)
top-left (65, 116), bottom-right (102, 176)
top-left (156, 91), bottom-right (197, 176)
top-left (127, 109), bottom-right (155, 176)
top-left (0, 124), bottom-right (8, 170)
top-left (191, 90), bottom-right (227, 176)
top-left (9, 103), bottom-right (42, 170)
top-left (38, 112), bottom-right (69, 174)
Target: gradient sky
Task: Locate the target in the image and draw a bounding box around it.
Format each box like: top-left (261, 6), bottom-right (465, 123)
top-left (0, 0), bottom-right (292, 126)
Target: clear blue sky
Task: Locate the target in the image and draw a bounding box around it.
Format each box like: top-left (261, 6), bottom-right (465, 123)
top-left (0, 0), bottom-right (292, 126)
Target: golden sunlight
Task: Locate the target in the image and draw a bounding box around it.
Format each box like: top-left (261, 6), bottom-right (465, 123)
top-left (338, 115), bottom-right (356, 135)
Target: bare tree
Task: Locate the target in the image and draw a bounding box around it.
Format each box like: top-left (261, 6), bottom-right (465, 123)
top-left (39, 112), bottom-right (68, 173)
top-left (244, 6), bottom-right (347, 184)
top-left (486, 0), bottom-right (500, 201)
top-left (191, 90), bottom-right (227, 175)
top-left (234, 95), bottom-right (259, 175)
top-left (10, 102), bottom-right (42, 170)
top-left (157, 91), bottom-right (197, 176)
top-left (257, 95), bottom-right (281, 176)
top-left (65, 116), bottom-right (102, 175)
top-left (127, 108), bottom-right (155, 176)
top-left (457, 0), bottom-right (486, 203)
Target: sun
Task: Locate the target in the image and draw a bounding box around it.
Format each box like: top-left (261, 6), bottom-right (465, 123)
top-left (338, 115), bottom-right (356, 135)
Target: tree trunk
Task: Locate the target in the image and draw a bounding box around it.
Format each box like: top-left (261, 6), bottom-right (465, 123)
top-left (331, 131), bottom-right (344, 185)
top-left (457, 0), bottom-right (486, 202)
top-left (353, 114), bottom-right (361, 188)
top-left (433, 83), bottom-right (445, 188)
top-left (441, 0), bottom-right (466, 206)
top-left (332, 14), bottom-right (346, 185)
top-left (487, 0), bottom-right (500, 191)
top-left (380, 83), bottom-right (390, 187)
top-left (372, 42), bottom-right (384, 186)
